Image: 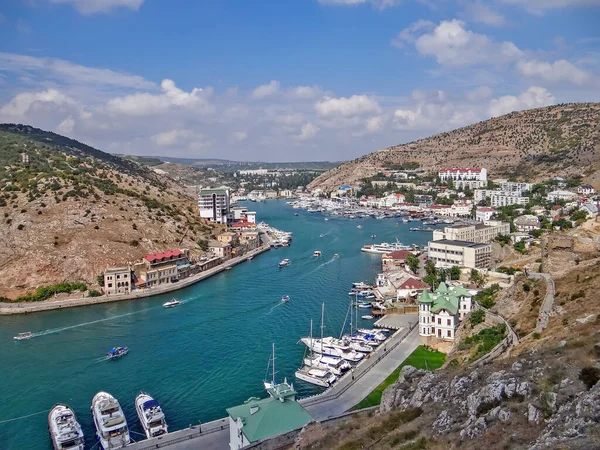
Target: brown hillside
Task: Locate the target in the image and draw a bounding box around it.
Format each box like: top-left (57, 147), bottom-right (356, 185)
top-left (309, 103), bottom-right (600, 192)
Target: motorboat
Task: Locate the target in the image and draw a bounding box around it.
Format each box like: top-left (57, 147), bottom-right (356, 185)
top-left (135, 393), bottom-right (168, 439)
top-left (294, 213), bottom-right (299, 216)
top-left (352, 282), bottom-right (372, 289)
top-left (319, 234), bottom-right (324, 238)
top-left (163, 299), bottom-right (180, 308)
top-left (356, 329), bottom-right (387, 342)
top-left (107, 347), bottom-right (128, 360)
top-left (48, 404), bottom-right (84, 450)
top-left (371, 234), bottom-right (376, 239)
top-left (304, 354), bottom-right (351, 376)
top-left (278, 259), bottom-right (290, 268)
top-left (91, 392), bottom-right (130, 450)
top-left (13, 331), bottom-right (33, 341)
top-left (362, 315), bottom-right (374, 320)
top-left (281, 295), bottom-right (290, 302)
top-left (357, 225), bottom-right (363, 229)
top-left (246, 256), bottom-right (253, 261)
top-left (313, 250), bottom-right (322, 257)
top-left (348, 291), bottom-right (375, 298)
top-left (333, 253), bottom-right (339, 258)
top-left (294, 367), bottom-right (337, 388)
top-left (324, 218), bottom-right (329, 221)
top-left (357, 302), bottom-right (372, 308)
top-left (301, 337), bottom-right (364, 362)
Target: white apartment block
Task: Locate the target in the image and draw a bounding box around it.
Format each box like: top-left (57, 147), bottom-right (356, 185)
top-left (418, 283), bottom-right (473, 341)
top-left (547, 190), bottom-right (578, 202)
top-left (476, 207), bottom-right (496, 222)
top-left (428, 240), bottom-right (492, 269)
top-left (198, 188), bottom-right (231, 224)
top-left (500, 182), bottom-right (533, 195)
top-left (432, 221), bottom-right (510, 244)
top-left (438, 167), bottom-right (488, 190)
top-left (104, 267), bottom-right (132, 295)
top-left (238, 169), bottom-right (268, 176)
top-left (475, 189), bottom-right (530, 207)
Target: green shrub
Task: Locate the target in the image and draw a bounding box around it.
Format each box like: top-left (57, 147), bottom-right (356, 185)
top-left (523, 282), bottom-right (531, 292)
top-left (579, 367), bottom-right (600, 389)
top-left (533, 332), bottom-right (541, 339)
top-left (571, 290), bottom-right (585, 301)
top-left (17, 224), bottom-right (24, 230)
top-left (130, 240), bottom-right (139, 247)
top-left (88, 290), bottom-right (102, 297)
top-left (470, 309), bottom-right (486, 325)
top-left (15, 282), bottom-right (88, 302)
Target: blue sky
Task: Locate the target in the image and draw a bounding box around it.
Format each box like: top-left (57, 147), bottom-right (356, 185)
top-left (0, 0), bottom-right (599, 161)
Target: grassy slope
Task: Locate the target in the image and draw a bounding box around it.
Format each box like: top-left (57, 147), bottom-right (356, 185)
top-left (353, 346), bottom-right (446, 409)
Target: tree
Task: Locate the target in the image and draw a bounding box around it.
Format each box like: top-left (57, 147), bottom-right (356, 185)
top-left (449, 266), bottom-right (462, 281)
top-left (197, 238), bottom-right (209, 251)
top-left (424, 274), bottom-right (439, 291)
top-left (469, 269), bottom-right (486, 287)
top-left (97, 273), bottom-right (104, 286)
top-left (406, 253), bottom-right (420, 274)
top-left (425, 260), bottom-right (437, 276)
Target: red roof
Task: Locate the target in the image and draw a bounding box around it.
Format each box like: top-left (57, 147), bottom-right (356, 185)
top-left (477, 207), bottom-right (495, 212)
top-left (383, 250), bottom-right (412, 260)
top-left (144, 249), bottom-right (183, 263)
top-left (551, 205), bottom-right (562, 210)
top-left (398, 278), bottom-right (429, 290)
top-left (429, 205), bottom-right (451, 209)
top-left (394, 193), bottom-right (405, 198)
top-left (439, 168), bottom-right (483, 173)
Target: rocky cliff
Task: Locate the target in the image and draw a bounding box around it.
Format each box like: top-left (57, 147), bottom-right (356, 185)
top-left (309, 103), bottom-right (600, 193)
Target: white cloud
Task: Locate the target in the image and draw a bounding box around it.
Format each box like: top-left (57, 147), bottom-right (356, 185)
top-left (517, 59), bottom-right (592, 86)
top-left (105, 79), bottom-right (214, 116)
top-left (488, 86), bottom-right (555, 117)
top-left (365, 115), bottom-right (385, 133)
top-left (466, 86), bottom-right (493, 102)
top-left (48, 0), bottom-right (145, 14)
top-left (0, 52), bottom-right (155, 89)
top-left (251, 80), bottom-right (280, 99)
top-left (317, 0), bottom-right (400, 9)
top-left (315, 95), bottom-right (381, 117)
top-left (398, 19), bottom-right (522, 67)
top-left (231, 131), bottom-right (248, 142)
top-left (502, 0), bottom-right (600, 14)
top-left (57, 117), bottom-right (75, 134)
top-left (288, 85), bottom-right (323, 99)
top-left (392, 20), bottom-right (434, 47)
top-left (295, 122), bottom-right (320, 141)
top-left (0, 88), bottom-right (78, 118)
top-left (462, 2), bottom-right (506, 27)
top-left (151, 129), bottom-right (194, 146)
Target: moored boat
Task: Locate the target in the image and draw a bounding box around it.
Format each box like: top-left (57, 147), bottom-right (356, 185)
top-left (362, 315), bottom-right (374, 319)
top-left (91, 392), bottom-right (130, 450)
top-left (135, 392), bottom-right (168, 439)
top-left (294, 367), bottom-right (337, 388)
top-left (48, 404), bottom-right (84, 450)
top-left (14, 331), bottom-right (33, 341)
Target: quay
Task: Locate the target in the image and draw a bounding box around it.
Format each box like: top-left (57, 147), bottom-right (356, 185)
top-left (123, 317), bottom-right (419, 449)
top-left (0, 235), bottom-right (272, 315)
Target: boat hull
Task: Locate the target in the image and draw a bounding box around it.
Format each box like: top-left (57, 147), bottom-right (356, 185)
top-left (48, 404), bottom-right (84, 450)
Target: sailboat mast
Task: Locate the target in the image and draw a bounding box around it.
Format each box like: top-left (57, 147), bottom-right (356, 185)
top-left (272, 342), bottom-right (275, 385)
top-left (320, 303), bottom-right (325, 355)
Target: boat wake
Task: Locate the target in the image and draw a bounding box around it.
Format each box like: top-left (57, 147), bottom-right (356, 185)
top-left (26, 308), bottom-right (155, 339)
top-left (265, 300), bottom-right (287, 315)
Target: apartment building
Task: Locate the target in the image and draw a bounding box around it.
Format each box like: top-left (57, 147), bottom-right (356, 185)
top-left (198, 188), bottom-right (231, 224)
top-left (104, 266), bottom-right (132, 295)
top-left (427, 240), bottom-right (492, 269)
top-left (438, 168), bottom-right (488, 190)
top-left (432, 221), bottom-right (510, 244)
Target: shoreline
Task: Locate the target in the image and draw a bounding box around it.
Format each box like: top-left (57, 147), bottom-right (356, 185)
top-left (0, 241), bottom-right (271, 316)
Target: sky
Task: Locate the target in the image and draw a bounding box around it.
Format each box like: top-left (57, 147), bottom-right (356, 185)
top-left (0, 0), bottom-right (599, 162)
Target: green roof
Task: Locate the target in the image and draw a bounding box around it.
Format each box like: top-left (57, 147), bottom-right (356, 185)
top-left (436, 282), bottom-right (449, 293)
top-left (418, 290), bottom-right (433, 303)
top-left (430, 295), bottom-right (459, 315)
top-left (226, 396), bottom-right (312, 443)
top-left (450, 285), bottom-right (472, 297)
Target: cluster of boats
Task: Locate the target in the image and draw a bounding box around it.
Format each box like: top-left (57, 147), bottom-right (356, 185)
top-left (287, 199), bottom-right (406, 220)
top-left (48, 392), bottom-right (168, 450)
top-left (293, 303), bottom-right (390, 388)
top-left (257, 222), bottom-right (293, 247)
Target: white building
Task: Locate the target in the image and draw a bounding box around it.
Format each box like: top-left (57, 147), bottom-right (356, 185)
top-left (438, 167), bottom-right (487, 190)
top-left (418, 282), bottom-right (473, 341)
top-left (238, 168), bottom-right (268, 176)
top-left (432, 221), bottom-right (510, 244)
top-left (476, 207), bottom-right (496, 222)
top-left (547, 190), bottom-right (577, 202)
top-left (500, 182), bottom-right (533, 195)
top-left (198, 188), bottom-right (231, 224)
top-left (577, 185), bottom-right (596, 196)
top-left (428, 240), bottom-right (492, 269)
top-left (104, 266), bottom-right (132, 295)
top-left (514, 215), bottom-right (541, 232)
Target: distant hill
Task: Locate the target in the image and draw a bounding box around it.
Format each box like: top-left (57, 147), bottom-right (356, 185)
top-left (309, 103), bottom-right (600, 192)
top-left (0, 124), bottom-right (219, 298)
top-left (116, 154), bottom-right (342, 172)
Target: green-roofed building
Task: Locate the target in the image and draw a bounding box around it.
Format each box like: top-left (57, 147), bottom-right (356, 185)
top-left (418, 282), bottom-right (474, 341)
top-left (226, 381), bottom-right (313, 449)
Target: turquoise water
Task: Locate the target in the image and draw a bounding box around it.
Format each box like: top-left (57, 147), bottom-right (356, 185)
top-left (0, 200), bottom-right (433, 449)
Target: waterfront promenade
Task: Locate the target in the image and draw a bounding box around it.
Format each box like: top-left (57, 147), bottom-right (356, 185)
top-left (124, 317), bottom-right (419, 449)
top-left (0, 240), bottom-right (271, 315)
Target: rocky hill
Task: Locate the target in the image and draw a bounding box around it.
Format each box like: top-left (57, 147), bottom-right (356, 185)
top-left (309, 103), bottom-right (600, 192)
top-left (0, 124), bottom-right (220, 299)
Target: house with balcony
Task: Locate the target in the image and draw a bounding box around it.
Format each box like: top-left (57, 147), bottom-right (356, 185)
top-left (418, 282), bottom-right (473, 341)
top-left (104, 266), bottom-right (132, 295)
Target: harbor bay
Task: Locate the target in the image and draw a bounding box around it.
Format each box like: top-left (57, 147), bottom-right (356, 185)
top-left (0, 200), bottom-right (432, 450)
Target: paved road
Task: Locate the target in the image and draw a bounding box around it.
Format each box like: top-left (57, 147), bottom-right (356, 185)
top-left (302, 323), bottom-right (420, 420)
top-left (529, 272), bottom-right (555, 332)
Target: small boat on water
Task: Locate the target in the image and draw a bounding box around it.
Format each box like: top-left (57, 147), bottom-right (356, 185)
top-left (371, 234), bottom-right (376, 239)
top-left (163, 299), bottom-right (180, 308)
top-left (91, 392), bottom-right (130, 450)
top-left (14, 331), bottom-right (33, 341)
top-left (278, 259), bottom-right (290, 268)
top-left (357, 302), bottom-right (373, 308)
top-left (107, 347), bottom-right (128, 360)
top-left (135, 392), bottom-right (168, 439)
top-left (362, 315), bottom-right (374, 320)
top-left (333, 253), bottom-right (339, 258)
top-left (247, 256), bottom-right (253, 261)
top-left (357, 225), bottom-right (363, 229)
top-left (48, 404), bottom-right (84, 450)
top-left (313, 250), bottom-right (322, 257)
top-left (319, 234), bottom-right (324, 238)
top-left (324, 218), bottom-right (329, 221)
top-left (281, 295), bottom-right (290, 302)
top-left (294, 213), bottom-right (299, 216)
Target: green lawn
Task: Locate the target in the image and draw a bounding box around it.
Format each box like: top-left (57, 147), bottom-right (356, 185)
top-left (353, 345), bottom-right (446, 410)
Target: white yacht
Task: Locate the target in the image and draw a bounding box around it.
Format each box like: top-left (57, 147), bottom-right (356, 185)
top-left (304, 354), bottom-right (351, 376)
top-left (294, 367), bottom-right (337, 388)
top-left (163, 299), bottom-right (180, 308)
top-left (48, 404), bottom-right (84, 450)
top-left (313, 250), bottom-right (322, 257)
top-left (356, 329), bottom-right (388, 342)
top-left (360, 241), bottom-right (411, 254)
top-left (300, 337), bottom-right (364, 362)
top-left (278, 258), bottom-right (290, 268)
top-left (14, 331), bottom-right (33, 341)
top-left (91, 392), bottom-right (130, 450)
top-left (135, 393), bottom-right (168, 439)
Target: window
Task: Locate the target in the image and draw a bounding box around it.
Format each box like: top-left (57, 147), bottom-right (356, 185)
top-left (108, 283), bottom-right (112, 288)
top-left (447, 319), bottom-right (451, 326)
top-left (437, 318), bottom-right (441, 325)
top-left (447, 330), bottom-right (451, 337)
